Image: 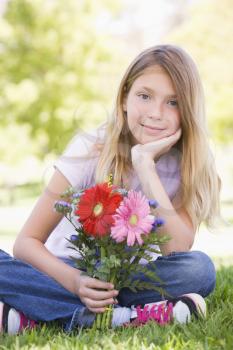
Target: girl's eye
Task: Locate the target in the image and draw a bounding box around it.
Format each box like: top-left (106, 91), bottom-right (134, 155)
top-left (138, 93), bottom-right (150, 100)
top-left (168, 100), bottom-right (178, 107)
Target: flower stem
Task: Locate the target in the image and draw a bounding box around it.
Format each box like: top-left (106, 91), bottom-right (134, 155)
top-left (105, 275), bottom-right (115, 328)
top-left (100, 246), bottom-right (106, 259)
top-left (102, 309), bottom-right (107, 329)
top-left (93, 246), bottom-right (116, 329)
top-left (106, 305), bottom-right (113, 328)
top-left (96, 313), bottom-right (101, 329)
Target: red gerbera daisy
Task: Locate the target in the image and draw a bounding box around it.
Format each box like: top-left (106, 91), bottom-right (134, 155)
top-left (75, 182), bottom-right (123, 237)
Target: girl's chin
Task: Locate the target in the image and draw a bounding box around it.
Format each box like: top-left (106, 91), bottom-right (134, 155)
top-left (130, 130), bottom-right (169, 145)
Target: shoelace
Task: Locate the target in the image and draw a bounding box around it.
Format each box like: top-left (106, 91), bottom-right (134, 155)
top-left (19, 312), bottom-right (37, 332)
top-left (125, 302), bottom-right (173, 327)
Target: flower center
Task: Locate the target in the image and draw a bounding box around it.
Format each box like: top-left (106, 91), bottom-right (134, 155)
top-left (93, 203), bottom-right (103, 217)
top-left (129, 214), bottom-right (138, 226)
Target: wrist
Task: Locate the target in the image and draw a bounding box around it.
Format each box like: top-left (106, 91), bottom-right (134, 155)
top-left (133, 156), bottom-right (155, 172)
top-left (70, 267), bottom-right (82, 294)
top-left (56, 263), bottom-right (81, 295)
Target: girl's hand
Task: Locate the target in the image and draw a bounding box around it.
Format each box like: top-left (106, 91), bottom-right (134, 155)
top-left (131, 128), bottom-right (182, 169)
top-left (74, 273), bottom-right (118, 313)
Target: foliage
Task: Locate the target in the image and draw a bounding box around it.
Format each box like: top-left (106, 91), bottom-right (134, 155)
top-left (54, 181), bottom-right (170, 329)
top-left (68, 232), bottom-right (167, 294)
top-left (0, 0), bottom-right (123, 161)
top-left (167, 0), bottom-right (233, 143)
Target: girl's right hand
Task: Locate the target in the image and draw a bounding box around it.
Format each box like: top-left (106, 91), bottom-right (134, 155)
top-left (74, 273), bottom-right (119, 313)
top-left (131, 128), bottom-right (182, 169)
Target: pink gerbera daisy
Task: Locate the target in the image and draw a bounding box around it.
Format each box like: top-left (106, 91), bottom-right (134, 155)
top-left (110, 190), bottom-right (154, 246)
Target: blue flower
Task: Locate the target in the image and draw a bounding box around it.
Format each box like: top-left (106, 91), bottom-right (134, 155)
top-left (95, 260), bottom-right (101, 269)
top-left (70, 234), bottom-right (79, 242)
top-left (148, 199), bottom-right (159, 208)
top-left (95, 247), bottom-right (100, 258)
top-left (152, 218), bottom-right (165, 229)
top-left (54, 200), bottom-right (72, 214)
top-left (72, 192), bottom-right (83, 199)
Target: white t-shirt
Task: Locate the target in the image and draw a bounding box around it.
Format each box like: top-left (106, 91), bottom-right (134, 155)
top-left (45, 126), bottom-right (181, 263)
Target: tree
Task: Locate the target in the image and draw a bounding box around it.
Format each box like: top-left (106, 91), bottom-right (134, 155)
top-left (0, 0), bottom-right (123, 161)
top-left (166, 0), bottom-right (233, 143)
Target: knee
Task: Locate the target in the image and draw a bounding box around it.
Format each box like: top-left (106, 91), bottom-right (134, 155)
top-left (186, 251), bottom-right (216, 297)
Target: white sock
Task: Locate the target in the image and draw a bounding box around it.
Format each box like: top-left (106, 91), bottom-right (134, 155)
top-left (111, 307), bottom-right (131, 327)
top-left (8, 308), bottom-right (21, 335)
top-left (173, 301), bottom-right (191, 324)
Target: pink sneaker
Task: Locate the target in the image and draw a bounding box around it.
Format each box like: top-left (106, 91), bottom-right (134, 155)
top-left (0, 302), bottom-right (37, 334)
top-left (128, 293), bottom-right (206, 327)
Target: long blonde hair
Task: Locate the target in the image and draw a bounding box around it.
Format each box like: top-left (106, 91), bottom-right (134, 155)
top-left (94, 44), bottom-right (221, 230)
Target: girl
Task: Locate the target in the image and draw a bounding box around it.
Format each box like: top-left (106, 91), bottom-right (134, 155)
top-left (0, 44), bottom-right (221, 334)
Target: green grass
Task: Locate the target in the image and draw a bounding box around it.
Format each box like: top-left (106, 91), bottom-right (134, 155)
top-left (1, 188), bottom-right (232, 349)
top-left (0, 264), bottom-right (233, 350)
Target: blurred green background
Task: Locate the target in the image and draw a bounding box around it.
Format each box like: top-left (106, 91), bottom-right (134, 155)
top-left (0, 0), bottom-right (232, 258)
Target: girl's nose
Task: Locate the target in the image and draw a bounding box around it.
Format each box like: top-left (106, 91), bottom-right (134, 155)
top-left (148, 102), bottom-right (163, 120)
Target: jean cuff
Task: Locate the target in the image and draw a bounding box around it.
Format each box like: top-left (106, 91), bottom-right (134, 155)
top-left (64, 306), bottom-right (95, 332)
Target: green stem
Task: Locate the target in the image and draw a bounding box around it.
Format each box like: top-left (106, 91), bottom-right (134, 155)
top-left (100, 246), bottom-right (106, 259)
top-left (66, 215), bottom-right (79, 231)
top-left (94, 246), bottom-right (106, 330)
top-left (106, 275), bottom-right (115, 328)
top-left (101, 310), bottom-right (107, 329)
top-left (96, 313), bottom-right (101, 329)
top-left (130, 247), bottom-right (144, 266)
top-left (94, 246), bottom-right (117, 329)
top-left (106, 305), bottom-right (113, 328)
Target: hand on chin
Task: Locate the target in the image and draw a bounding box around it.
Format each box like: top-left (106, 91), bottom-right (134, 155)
top-left (140, 130), bottom-right (170, 145)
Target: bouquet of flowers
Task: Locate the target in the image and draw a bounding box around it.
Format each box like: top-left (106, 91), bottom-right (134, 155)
top-left (54, 175), bottom-right (169, 329)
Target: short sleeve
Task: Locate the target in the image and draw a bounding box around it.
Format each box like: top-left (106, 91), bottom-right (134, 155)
top-left (54, 127), bottom-right (105, 189)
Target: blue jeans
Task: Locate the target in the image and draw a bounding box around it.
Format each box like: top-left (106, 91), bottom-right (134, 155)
top-left (0, 249), bottom-right (216, 332)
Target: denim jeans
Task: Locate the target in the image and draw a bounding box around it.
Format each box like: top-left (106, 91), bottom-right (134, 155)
top-left (0, 249), bottom-right (216, 332)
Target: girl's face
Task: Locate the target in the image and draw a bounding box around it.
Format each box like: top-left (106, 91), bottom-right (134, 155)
top-left (123, 65), bottom-right (181, 145)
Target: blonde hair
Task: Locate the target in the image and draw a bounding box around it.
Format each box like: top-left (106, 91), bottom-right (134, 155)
top-left (93, 44), bottom-right (221, 231)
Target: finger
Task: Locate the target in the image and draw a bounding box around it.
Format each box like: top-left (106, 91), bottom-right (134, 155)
top-left (89, 307), bottom-right (106, 313)
top-left (84, 297), bottom-right (115, 309)
top-left (165, 132), bottom-right (180, 140)
top-left (85, 277), bottom-right (114, 290)
top-left (144, 137), bottom-right (172, 150)
top-left (171, 128), bottom-right (182, 139)
top-left (171, 130), bottom-right (182, 143)
top-left (173, 130), bottom-right (181, 140)
top-left (148, 131), bottom-right (180, 148)
top-left (85, 288), bottom-right (118, 301)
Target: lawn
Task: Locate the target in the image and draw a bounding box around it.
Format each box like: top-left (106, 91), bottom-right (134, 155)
top-left (0, 262), bottom-right (233, 350)
top-left (0, 178), bottom-right (233, 349)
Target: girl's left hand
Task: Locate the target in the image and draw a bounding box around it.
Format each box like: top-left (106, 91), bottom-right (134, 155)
top-left (131, 128), bottom-right (182, 169)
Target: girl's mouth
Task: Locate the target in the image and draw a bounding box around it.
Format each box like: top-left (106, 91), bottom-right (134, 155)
top-left (141, 124), bottom-right (165, 133)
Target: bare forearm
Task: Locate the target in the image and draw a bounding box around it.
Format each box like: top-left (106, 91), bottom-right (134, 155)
top-left (13, 236), bottom-right (80, 295)
top-left (135, 160), bottom-right (194, 255)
